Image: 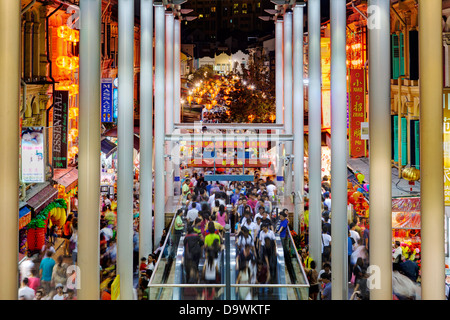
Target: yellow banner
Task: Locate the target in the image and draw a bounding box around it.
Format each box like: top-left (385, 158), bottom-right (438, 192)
top-left (444, 91), bottom-right (450, 205)
top-left (111, 275), bottom-right (120, 300)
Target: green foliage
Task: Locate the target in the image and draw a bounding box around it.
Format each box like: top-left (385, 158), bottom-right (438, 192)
top-left (225, 80), bottom-right (275, 123)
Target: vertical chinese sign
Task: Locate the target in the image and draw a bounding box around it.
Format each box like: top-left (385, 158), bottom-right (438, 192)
top-left (443, 91), bottom-right (450, 205)
top-left (52, 90), bottom-right (69, 168)
top-left (349, 69), bottom-right (366, 158)
top-left (101, 78), bottom-right (114, 123)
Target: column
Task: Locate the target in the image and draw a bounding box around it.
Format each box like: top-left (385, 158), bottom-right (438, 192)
top-left (78, 0), bottom-right (101, 300)
top-left (284, 8), bottom-right (293, 195)
top-left (173, 16), bottom-right (181, 191)
top-left (275, 17), bottom-right (284, 190)
top-left (0, 0), bottom-right (20, 300)
top-left (307, 0), bottom-right (322, 271)
top-left (330, 0), bottom-right (348, 300)
top-left (293, 5), bottom-right (304, 233)
top-left (275, 16), bottom-right (284, 125)
top-left (117, 0), bottom-right (135, 300)
top-left (165, 9), bottom-right (174, 198)
top-left (419, 0), bottom-right (445, 300)
top-left (154, 3), bottom-right (166, 248)
top-left (139, 0), bottom-right (154, 261)
top-left (368, 0), bottom-right (392, 300)
top-left (174, 16), bottom-right (181, 124)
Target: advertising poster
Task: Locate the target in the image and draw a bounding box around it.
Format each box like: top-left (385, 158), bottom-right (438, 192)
top-left (52, 90), bottom-right (69, 168)
top-left (101, 78), bottom-right (114, 123)
top-left (349, 69), bottom-right (366, 158)
top-left (21, 127), bottom-right (45, 183)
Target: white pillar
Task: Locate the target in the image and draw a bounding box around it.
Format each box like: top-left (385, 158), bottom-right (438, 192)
top-left (165, 10), bottom-right (174, 198)
top-left (284, 9), bottom-right (293, 196)
top-left (173, 16), bottom-right (181, 191)
top-left (307, 0), bottom-right (322, 271)
top-left (275, 17), bottom-right (284, 125)
top-left (154, 3), bottom-right (166, 248)
top-left (368, 0), bottom-right (393, 300)
top-left (330, 0), bottom-right (348, 300)
top-left (419, 0), bottom-right (445, 300)
top-left (293, 5), bottom-right (304, 233)
top-left (117, 0), bottom-right (135, 300)
top-left (139, 0), bottom-right (154, 260)
top-left (275, 17), bottom-right (284, 191)
top-left (0, 0), bottom-right (20, 300)
top-left (174, 16), bottom-right (181, 124)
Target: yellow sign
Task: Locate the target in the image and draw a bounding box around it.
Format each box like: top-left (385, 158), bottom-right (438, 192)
top-left (111, 275), bottom-right (120, 300)
top-left (444, 92), bottom-right (450, 205)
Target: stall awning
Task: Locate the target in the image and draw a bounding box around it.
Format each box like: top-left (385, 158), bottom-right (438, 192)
top-left (53, 167), bottom-right (78, 192)
top-left (101, 138), bottom-right (117, 158)
top-left (27, 184), bottom-right (58, 213)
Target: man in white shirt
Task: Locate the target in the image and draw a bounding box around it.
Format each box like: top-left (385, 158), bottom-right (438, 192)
top-left (19, 254), bottom-right (35, 281)
top-left (258, 223), bottom-right (275, 250)
top-left (266, 183), bottom-right (277, 197)
top-left (186, 202), bottom-right (199, 224)
top-left (349, 222), bottom-right (360, 249)
top-left (392, 241), bottom-right (403, 263)
top-left (18, 278), bottom-right (35, 300)
top-left (323, 192), bottom-right (332, 211)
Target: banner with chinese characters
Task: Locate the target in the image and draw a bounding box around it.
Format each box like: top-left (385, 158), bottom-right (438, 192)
top-left (349, 69), bottom-right (366, 158)
top-left (52, 90), bottom-right (69, 169)
top-left (444, 91), bottom-right (450, 205)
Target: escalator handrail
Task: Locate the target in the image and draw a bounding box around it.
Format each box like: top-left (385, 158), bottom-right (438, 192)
top-left (287, 226), bottom-right (310, 287)
top-left (148, 200), bottom-right (182, 286)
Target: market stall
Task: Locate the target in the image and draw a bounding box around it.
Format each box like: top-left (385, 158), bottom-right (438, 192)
top-left (392, 197), bottom-right (421, 261)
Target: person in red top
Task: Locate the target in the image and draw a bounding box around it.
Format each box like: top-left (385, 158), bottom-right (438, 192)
top-left (139, 257), bottom-right (148, 272)
top-left (101, 279), bottom-right (113, 300)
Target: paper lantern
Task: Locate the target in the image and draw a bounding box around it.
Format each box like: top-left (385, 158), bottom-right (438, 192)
top-left (56, 56), bottom-right (70, 69)
top-left (57, 26), bottom-right (71, 39)
top-left (402, 167), bottom-right (420, 181)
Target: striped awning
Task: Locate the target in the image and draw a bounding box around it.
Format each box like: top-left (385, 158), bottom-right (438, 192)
top-left (27, 184), bottom-right (58, 213)
top-left (53, 167), bottom-right (78, 192)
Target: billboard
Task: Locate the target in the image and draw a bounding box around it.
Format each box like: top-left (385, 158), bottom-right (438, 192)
top-left (21, 127), bottom-right (45, 183)
top-left (52, 90), bottom-right (69, 168)
top-left (101, 78), bottom-right (114, 123)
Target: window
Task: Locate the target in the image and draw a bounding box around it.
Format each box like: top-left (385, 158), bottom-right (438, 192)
top-left (211, 7), bottom-right (216, 13)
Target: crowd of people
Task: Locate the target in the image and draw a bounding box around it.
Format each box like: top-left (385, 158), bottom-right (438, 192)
top-left (137, 170), bottom-right (289, 300)
top-left (18, 214), bottom-right (78, 300)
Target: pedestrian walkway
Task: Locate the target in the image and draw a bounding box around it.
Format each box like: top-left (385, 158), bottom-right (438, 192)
top-left (347, 157), bottom-right (420, 198)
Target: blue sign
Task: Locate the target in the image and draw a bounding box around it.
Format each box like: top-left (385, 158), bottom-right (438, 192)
top-left (101, 78), bottom-right (113, 122)
top-left (113, 88), bottom-right (118, 122)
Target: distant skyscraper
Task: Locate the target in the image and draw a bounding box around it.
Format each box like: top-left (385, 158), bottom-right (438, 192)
top-left (182, 0), bottom-right (273, 58)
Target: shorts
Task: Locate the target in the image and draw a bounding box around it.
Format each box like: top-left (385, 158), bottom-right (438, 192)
top-left (309, 284), bottom-right (319, 294)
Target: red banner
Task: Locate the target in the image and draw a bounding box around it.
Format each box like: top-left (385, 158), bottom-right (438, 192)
top-left (188, 141), bottom-right (269, 148)
top-left (349, 69), bottom-right (366, 158)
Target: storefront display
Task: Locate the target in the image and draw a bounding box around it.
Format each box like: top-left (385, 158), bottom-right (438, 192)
top-left (392, 197), bottom-right (421, 261)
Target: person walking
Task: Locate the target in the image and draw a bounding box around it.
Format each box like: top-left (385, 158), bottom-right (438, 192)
top-left (172, 209), bottom-right (185, 257)
top-left (39, 251), bottom-right (56, 295)
top-left (62, 214), bottom-right (74, 257)
top-left (18, 278), bottom-right (35, 300)
top-left (52, 256), bottom-right (68, 291)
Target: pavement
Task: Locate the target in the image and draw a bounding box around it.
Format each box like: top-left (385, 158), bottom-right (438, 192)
top-left (347, 157), bottom-right (420, 198)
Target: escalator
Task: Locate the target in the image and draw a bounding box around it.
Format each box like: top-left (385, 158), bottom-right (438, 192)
top-left (149, 211), bottom-right (309, 300)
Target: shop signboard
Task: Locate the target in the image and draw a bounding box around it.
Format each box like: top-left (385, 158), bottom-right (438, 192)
top-left (101, 78), bottom-right (114, 123)
top-left (444, 91), bottom-right (450, 206)
top-left (52, 90), bottom-right (69, 169)
top-left (349, 68), bottom-right (366, 158)
top-left (21, 127), bottom-right (46, 183)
